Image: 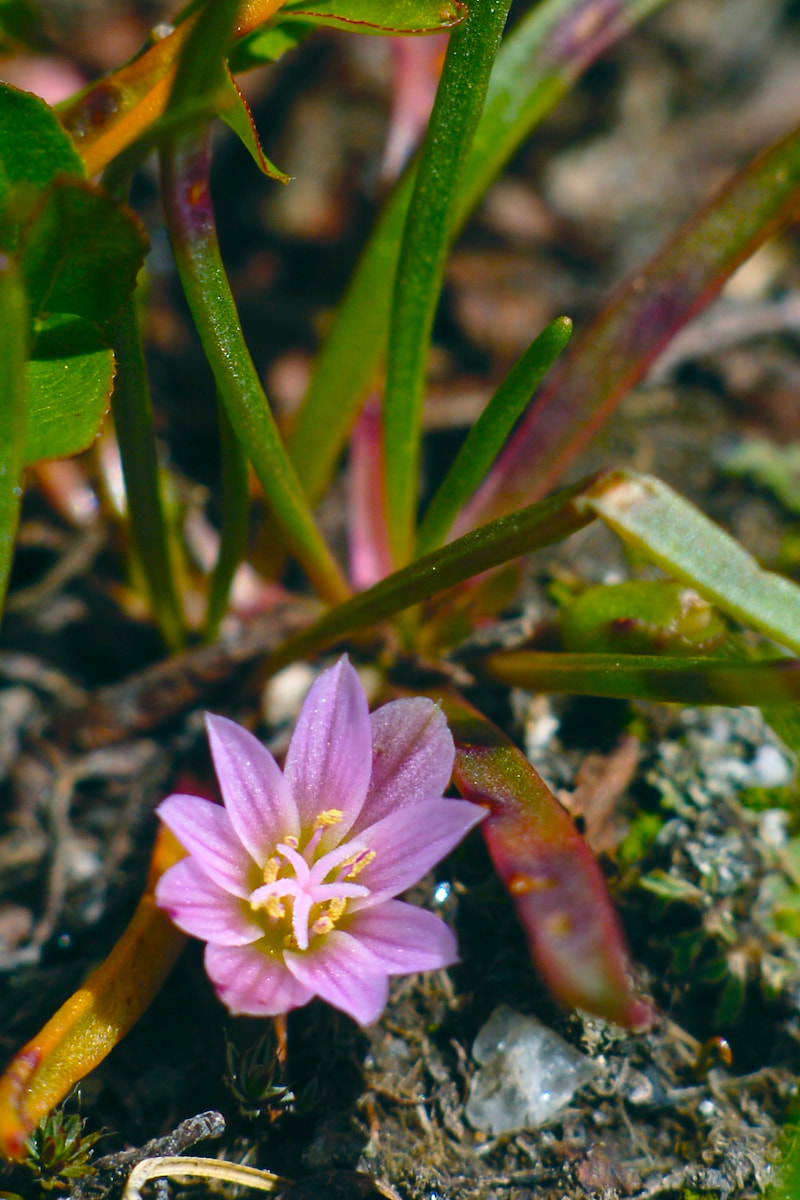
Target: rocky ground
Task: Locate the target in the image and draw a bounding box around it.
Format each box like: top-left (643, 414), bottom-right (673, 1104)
top-left (3, 0), bottom-right (800, 1197)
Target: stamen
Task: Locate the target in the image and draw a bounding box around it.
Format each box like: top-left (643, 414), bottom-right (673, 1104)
top-left (283, 834), bottom-right (299, 850)
top-left (309, 896), bottom-right (347, 941)
top-left (315, 808), bottom-right (344, 828)
top-left (310, 914), bottom-right (335, 938)
top-left (259, 895), bottom-right (284, 920)
top-left (344, 850), bottom-right (375, 880)
top-left (262, 856), bottom-right (280, 885)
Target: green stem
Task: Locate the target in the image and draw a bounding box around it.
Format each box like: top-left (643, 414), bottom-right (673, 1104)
top-left (111, 297), bottom-right (186, 652)
top-left (383, 0), bottom-right (514, 566)
top-left (204, 394), bottom-right (250, 640)
top-left (160, 132), bottom-right (349, 606)
top-left (0, 257), bottom-right (28, 623)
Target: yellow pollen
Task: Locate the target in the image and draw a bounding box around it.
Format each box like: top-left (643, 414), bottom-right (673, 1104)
top-left (310, 915), bottom-right (335, 938)
top-left (315, 808), bottom-right (344, 829)
top-left (345, 850), bottom-right (375, 879)
top-left (283, 834), bottom-right (299, 849)
top-left (310, 896), bottom-right (347, 940)
top-left (262, 856), bottom-right (280, 884)
top-left (263, 895), bottom-right (285, 921)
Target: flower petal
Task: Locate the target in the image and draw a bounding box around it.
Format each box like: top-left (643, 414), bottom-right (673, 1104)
top-left (205, 942), bottom-right (315, 1016)
top-left (156, 794), bottom-right (253, 897)
top-left (283, 657), bottom-right (371, 847)
top-left (351, 798), bottom-right (486, 905)
top-left (284, 930), bottom-right (389, 1025)
top-left (352, 698), bottom-right (455, 833)
top-left (155, 858), bottom-right (263, 945)
top-left (206, 713), bottom-right (299, 862)
top-left (348, 900), bottom-right (458, 973)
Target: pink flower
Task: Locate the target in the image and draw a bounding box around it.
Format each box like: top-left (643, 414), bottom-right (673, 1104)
top-left (155, 657), bottom-right (485, 1025)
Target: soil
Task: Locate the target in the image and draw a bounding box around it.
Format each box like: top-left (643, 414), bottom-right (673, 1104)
top-left (3, 1), bottom-right (800, 1198)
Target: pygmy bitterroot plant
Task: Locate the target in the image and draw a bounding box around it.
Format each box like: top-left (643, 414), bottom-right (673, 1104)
top-left (156, 657), bottom-right (484, 1024)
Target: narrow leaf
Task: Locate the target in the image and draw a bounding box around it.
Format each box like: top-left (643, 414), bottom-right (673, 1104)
top-left (578, 470), bottom-right (800, 656)
top-left (219, 69), bottom-right (289, 182)
top-left (482, 650), bottom-right (800, 707)
top-left (204, 396), bottom-right (250, 639)
top-left (442, 691), bottom-right (652, 1026)
top-left (263, 476), bottom-right (596, 675)
top-left (348, 394), bottom-right (393, 590)
top-left (0, 827), bottom-right (186, 1161)
top-left (288, 0), bottom-right (673, 508)
top-left (415, 316), bottom-right (572, 555)
top-left (0, 255), bottom-right (28, 617)
top-left (111, 299), bottom-right (186, 652)
top-left (280, 0), bottom-right (466, 33)
top-left (55, 0), bottom-right (290, 177)
top-left (161, 150), bottom-right (348, 600)
top-left (383, 0), bottom-right (513, 566)
top-left (462, 116), bottom-right (800, 528)
top-left (25, 315), bottom-right (114, 463)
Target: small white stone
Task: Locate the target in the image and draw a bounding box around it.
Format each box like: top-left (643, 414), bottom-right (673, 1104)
top-left (466, 1006), bottom-right (598, 1134)
top-left (750, 744), bottom-right (793, 789)
top-left (262, 662), bottom-right (316, 727)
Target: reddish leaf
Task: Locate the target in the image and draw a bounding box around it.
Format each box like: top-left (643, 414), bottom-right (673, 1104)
top-left (441, 691), bottom-right (653, 1027)
top-left (459, 117), bottom-right (800, 529)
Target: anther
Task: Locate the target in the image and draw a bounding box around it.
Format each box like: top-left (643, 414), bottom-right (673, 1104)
top-left (344, 850), bottom-right (375, 879)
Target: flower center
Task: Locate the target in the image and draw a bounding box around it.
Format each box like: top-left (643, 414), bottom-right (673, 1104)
top-left (248, 811), bottom-right (373, 952)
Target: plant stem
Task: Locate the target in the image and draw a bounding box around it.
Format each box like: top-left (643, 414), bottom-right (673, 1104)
top-left (382, 0), bottom-right (514, 567)
top-left (0, 257), bottom-right (27, 623)
top-left (160, 131), bottom-right (349, 606)
top-left (204, 394), bottom-right (250, 639)
top-left (111, 297), bottom-right (186, 651)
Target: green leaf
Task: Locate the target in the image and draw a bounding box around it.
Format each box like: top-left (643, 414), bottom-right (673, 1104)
top-left (162, 1), bottom-right (350, 606)
top-left (639, 870), bottom-right (707, 905)
top-left (228, 18), bottom-right (308, 72)
top-left (25, 315), bottom-right (114, 464)
top-left (204, 396), bottom-right (249, 640)
top-left (110, 299), bottom-right (185, 652)
top-left (578, 470), bottom-right (800, 656)
top-left (219, 69), bottom-right (288, 182)
top-left (415, 316), bottom-right (572, 554)
top-left (0, 83), bottom-right (84, 251)
top-left (228, 20), bottom-right (310, 73)
top-left (383, 0), bottom-right (514, 565)
top-left (0, 0), bottom-right (42, 51)
top-left (559, 579), bottom-right (726, 655)
top-left (443, 690), bottom-right (652, 1026)
top-left (287, 0), bottom-right (672, 510)
top-left (263, 476), bottom-right (595, 675)
top-left (279, 0), bottom-right (466, 33)
top-left (0, 257), bottom-right (28, 617)
top-left (482, 650), bottom-right (800, 707)
top-left (18, 177), bottom-right (148, 328)
top-left (464, 114), bottom-right (800, 527)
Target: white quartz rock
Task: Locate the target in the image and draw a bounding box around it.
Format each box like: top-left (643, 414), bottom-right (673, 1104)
top-left (466, 1005), bottom-right (598, 1135)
